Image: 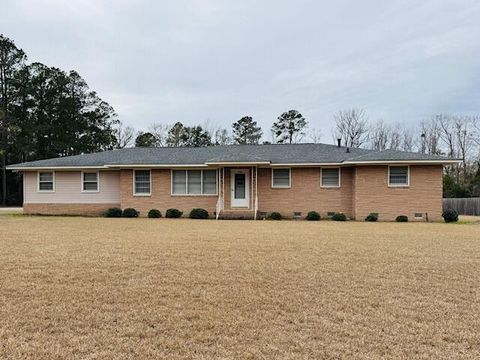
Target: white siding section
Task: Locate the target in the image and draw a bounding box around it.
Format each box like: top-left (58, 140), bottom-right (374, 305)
top-left (24, 171), bottom-right (120, 204)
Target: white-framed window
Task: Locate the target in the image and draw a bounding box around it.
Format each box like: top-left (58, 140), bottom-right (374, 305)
top-left (388, 166), bottom-right (409, 187)
top-left (271, 168), bottom-right (291, 188)
top-left (81, 171), bottom-right (99, 192)
top-left (133, 170), bottom-right (151, 196)
top-left (321, 168), bottom-right (341, 188)
top-left (37, 171), bottom-right (55, 192)
top-left (171, 170), bottom-right (218, 195)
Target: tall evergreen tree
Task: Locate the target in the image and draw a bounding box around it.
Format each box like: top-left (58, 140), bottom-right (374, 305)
top-left (272, 110), bottom-right (307, 144)
top-left (180, 126), bottom-right (212, 147)
top-left (135, 132), bottom-right (158, 147)
top-left (166, 122), bottom-right (186, 147)
top-left (232, 116), bottom-right (262, 144)
top-left (0, 34), bottom-right (26, 204)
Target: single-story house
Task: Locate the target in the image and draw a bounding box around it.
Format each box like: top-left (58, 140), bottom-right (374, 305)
top-left (7, 143), bottom-right (459, 220)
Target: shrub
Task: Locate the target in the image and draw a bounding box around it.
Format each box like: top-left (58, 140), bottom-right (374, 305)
top-left (189, 208), bottom-right (209, 219)
top-left (166, 208), bottom-right (183, 218)
top-left (442, 209), bottom-right (459, 223)
top-left (365, 213), bottom-right (378, 222)
top-left (331, 212), bottom-right (347, 221)
top-left (105, 207), bottom-right (122, 218)
top-left (267, 212), bottom-right (282, 220)
top-left (395, 215), bottom-right (408, 222)
top-left (148, 209), bottom-right (161, 218)
top-left (306, 211), bottom-right (320, 221)
top-left (122, 208), bottom-right (139, 218)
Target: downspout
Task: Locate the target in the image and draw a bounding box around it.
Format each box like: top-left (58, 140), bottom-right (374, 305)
top-left (254, 166), bottom-right (258, 220)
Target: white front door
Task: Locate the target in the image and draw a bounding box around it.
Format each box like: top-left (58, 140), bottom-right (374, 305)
top-left (231, 169), bottom-right (249, 208)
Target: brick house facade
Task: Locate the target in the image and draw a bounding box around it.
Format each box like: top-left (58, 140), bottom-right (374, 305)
top-left (9, 144), bottom-right (456, 221)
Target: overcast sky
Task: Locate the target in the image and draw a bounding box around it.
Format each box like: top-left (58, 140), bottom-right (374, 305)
top-left (2, 0), bottom-right (480, 142)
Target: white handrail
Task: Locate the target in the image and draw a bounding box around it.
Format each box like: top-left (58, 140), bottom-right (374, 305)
top-left (216, 195), bottom-right (223, 220)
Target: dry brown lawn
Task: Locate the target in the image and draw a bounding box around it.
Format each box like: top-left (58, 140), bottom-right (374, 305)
top-left (0, 216), bottom-right (479, 359)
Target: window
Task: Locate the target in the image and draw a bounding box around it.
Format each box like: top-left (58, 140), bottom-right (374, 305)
top-left (82, 172), bottom-right (99, 192)
top-left (272, 168), bottom-right (291, 188)
top-left (321, 168), bottom-right (340, 187)
top-left (38, 171), bottom-right (54, 192)
top-left (172, 170), bottom-right (217, 195)
top-left (134, 170), bottom-right (151, 195)
top-left (388, 166), bottom-right (409, 186)
top-left (202, 170), bottom-right (217, 195)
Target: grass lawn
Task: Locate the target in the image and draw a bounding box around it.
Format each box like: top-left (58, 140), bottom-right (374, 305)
top-left (0, 216), bottom-right (479, 359)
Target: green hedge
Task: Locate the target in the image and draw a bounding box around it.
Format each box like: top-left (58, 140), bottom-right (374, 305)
top-left (122, 208), bottom-right (139, 218)
top-left (148, 209), bottom-right (161, 218)
top-left (305, 211), bottom-right (320, 221)
top-left (189, 208), bottom-right (209, 219)
top-left (165, 208), bottom-right (183, 218)
top-left (331, 213), bottom-right (347, 221)
top-left (105, 207), bottom-right (122, 218)
top-left (267, 212), bottom-right (282, 220)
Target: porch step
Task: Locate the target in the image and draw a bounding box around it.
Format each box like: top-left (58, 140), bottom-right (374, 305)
top-left (218, 210), bottom-right (255, 220)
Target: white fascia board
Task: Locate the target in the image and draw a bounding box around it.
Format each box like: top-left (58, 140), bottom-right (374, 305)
top-left (343, 159), bottom-right (462, 165)
top-left (204, 161), bottom-right (271, 166)
top-left (6, 165), bottom-right (109, 171)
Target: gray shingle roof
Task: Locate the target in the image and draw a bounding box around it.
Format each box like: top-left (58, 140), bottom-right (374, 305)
top-left (7, 143), bottom-right (457, 169)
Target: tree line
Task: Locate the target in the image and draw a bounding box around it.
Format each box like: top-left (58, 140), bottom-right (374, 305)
top-left (1, 34), bottom-right (479, 205)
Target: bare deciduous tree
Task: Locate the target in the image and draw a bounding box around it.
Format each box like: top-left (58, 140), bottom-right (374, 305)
top-left (333, 108), bottom-right (369, 148)
top-left (419, 118), bottom-right (442, 155)
top-left (149, 122), bottom-right (171, 146)
top-left (115, 122), bottom-right (135, 148)
top-left (308, 128), bottom-right (323, 144)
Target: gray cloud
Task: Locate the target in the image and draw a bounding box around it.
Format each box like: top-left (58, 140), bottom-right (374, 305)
top-left (2, 0), bottom-right (480, 139)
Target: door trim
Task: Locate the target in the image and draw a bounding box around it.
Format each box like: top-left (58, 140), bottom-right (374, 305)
top-left (230, 169), bottom-right (249, 208)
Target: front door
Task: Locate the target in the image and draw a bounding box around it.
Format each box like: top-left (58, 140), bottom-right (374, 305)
top-left (231, 169), bottom-right (249, 208)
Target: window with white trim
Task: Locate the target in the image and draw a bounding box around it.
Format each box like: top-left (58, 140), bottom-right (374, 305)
top-left (172, 170), bottom-right (217, 195)
top-left (272, 168), bottom-right (291, 188)
top-left (134, 170), bottom-right (151, 195)
top-left (389, 166), bottom-right (409, 186)
top-left (321, 168), bottom-right (340, 187)
top-left (38, 171), bottom-right (54, 192)
top-left (82, 172), bottom-right (99, 192)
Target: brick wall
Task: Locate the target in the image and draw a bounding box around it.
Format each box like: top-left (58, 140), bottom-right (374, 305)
top-left (353, 165), bottom-right (443, 221)
top-left (256, 167), bottom-right (354, 218)
top-left (24, 203), bottom-right (119, 216)
top-left (120, 169), bottom-right (218, 217)
top-left (22, 165), bottom-right (444, 220)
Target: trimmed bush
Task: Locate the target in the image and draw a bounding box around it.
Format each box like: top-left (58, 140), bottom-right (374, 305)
top-left (148, 209), bottom-right (161, 218)
top-left (365, 213), bottom-right (378, 222)
top-left (189, 208), bottom-right (209, 219)
top-left (395, 215), bottom-right (408, 222)
top-left (267, 211), bottom-right (282, 220)
top-left (442, 209), bottom-right (459, 223)
top-left (306, 211), bottom-right (320, 221)
top-left (122, 208), bottom-right (140, 218)
top-left (331, 212), bottom-right (347, 221)
top-left (166, 208), bottom-right (183, 218)
top-left (105, 207), bottom-right (122, 218)
top-left (122, 208), bottom-right (139, 218)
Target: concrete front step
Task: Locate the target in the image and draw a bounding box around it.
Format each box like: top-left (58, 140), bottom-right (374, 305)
top-left (218, 210), bottom-right (256, 220)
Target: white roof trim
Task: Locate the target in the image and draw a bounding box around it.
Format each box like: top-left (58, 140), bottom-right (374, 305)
top-left (271, 162), bottom-right (343, 167)
top-left (106, 164), bottom-right (208, 168)
top-left (343, 159), bottom-right (461, 165)
top-left (8, 159), bottom-right (460, 171)
top-left (204, 161), bottom-right (271, 165)
top-left (7, 165), bottom-right (109, 171)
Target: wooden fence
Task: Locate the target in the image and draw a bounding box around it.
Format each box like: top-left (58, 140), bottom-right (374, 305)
top-left (443, 198), bottom-right (480, 216)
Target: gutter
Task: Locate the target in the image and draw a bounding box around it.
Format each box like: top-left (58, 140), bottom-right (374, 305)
top-left (7, 159), bottom-right (461, 171)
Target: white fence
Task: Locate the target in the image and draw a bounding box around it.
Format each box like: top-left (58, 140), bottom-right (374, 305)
top-left (443, 198), bottom-right (480, 216)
